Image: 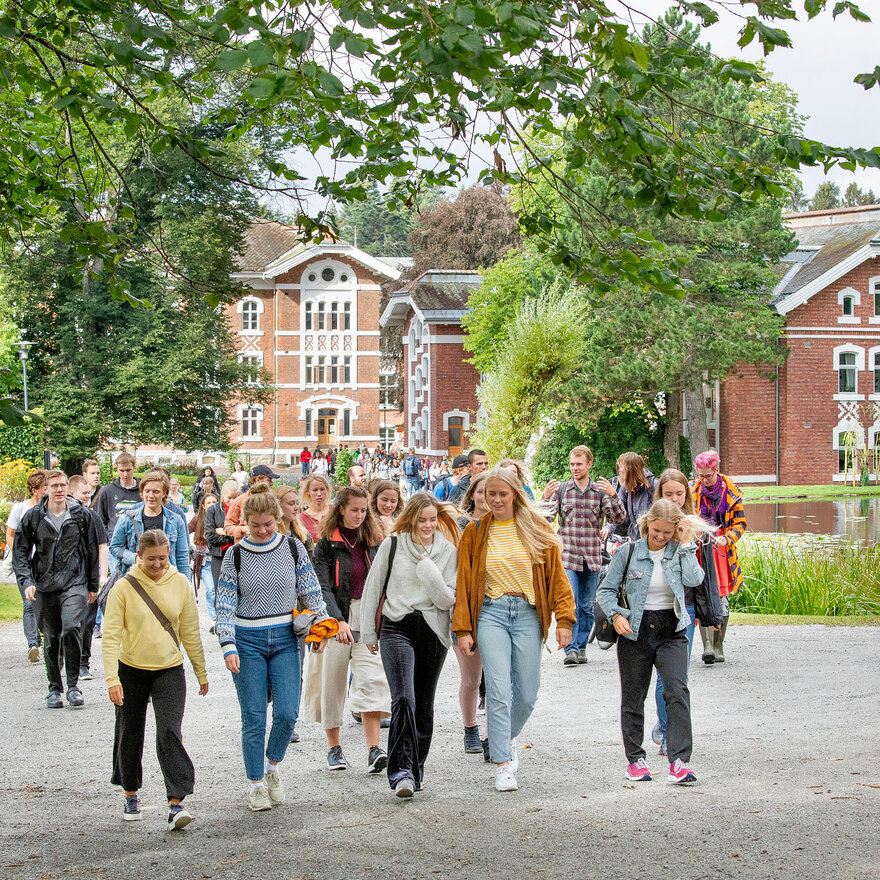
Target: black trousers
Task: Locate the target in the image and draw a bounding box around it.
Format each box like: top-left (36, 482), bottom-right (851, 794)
top-left (35, 588), bottom-right (87, 693)
top-left (380, 612), bottom-right (448, 789)
top-left (210, 556), bottom-right (223, 592)
top-left (80, 600), bottom-right (98, 669)
top-left (111, 662), bottom-right (194, 800)
top-left (617, 609), bottom-right (692, 764)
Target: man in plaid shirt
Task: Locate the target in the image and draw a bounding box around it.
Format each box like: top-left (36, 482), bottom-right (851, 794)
top-left (542, 445), bottom-right (626, 666)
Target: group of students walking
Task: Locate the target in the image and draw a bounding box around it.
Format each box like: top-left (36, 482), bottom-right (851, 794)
top-left (8, 444), bottom-right (745, 827)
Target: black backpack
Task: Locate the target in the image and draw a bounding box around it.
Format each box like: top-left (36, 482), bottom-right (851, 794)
top-left (232, 535), bottom-right (300, 574)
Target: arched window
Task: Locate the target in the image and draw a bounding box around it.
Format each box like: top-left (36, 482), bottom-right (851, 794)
top-left (241, 300), bottom-right (259, 331)
top-left (833, 344), bottom-right (865, 397)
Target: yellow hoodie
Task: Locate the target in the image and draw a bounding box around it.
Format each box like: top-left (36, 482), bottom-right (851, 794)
top-left (102, 563), bottom-right (207, 688)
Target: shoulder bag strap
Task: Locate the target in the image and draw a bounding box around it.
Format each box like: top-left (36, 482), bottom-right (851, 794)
top-left (618, 542), bottom-right (636, 610)
top-left (382, 536), bottom-right (397, 598)
top-left (127, 575), bottom-right (180, 648)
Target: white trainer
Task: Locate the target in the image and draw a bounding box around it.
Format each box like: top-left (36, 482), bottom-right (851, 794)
top-left (248, 784), bottom-right (272, 812)
top-left (508, 738), bottom-right (519, 773)
top-left (265, 769), bottom-right (285, 804)
top-left (495, 764), bottom-right (518, 792)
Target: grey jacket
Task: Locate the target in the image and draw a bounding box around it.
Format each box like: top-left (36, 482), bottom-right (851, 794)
top-left (596, 537), bottom-right (703, 640)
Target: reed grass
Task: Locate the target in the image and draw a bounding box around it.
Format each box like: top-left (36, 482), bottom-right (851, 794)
top-left (734, 538), bottom-right (880, 616)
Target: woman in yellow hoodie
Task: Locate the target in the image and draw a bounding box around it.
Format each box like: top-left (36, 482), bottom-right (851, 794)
top-left (102, 529), bottom-right (208, 830)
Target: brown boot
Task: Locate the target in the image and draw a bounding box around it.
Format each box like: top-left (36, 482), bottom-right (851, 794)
top-left (700, 626), bottom-right (715, 664)
top-left (713, 617), bottom-right (729, 663)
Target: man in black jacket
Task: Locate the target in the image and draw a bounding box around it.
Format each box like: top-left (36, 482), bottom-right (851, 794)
top-left (95, 452), bottom-right (141, 549)
top-left (14, 471), bottom-right (101, 708)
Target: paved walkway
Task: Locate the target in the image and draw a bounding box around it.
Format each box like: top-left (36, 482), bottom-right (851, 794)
top-left (1, 611), bottom-right (878, 880)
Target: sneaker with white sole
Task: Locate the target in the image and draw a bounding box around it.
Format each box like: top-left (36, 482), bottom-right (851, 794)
top-left (508, 738), bottom-right (519, 773)
top-left (167, 804), bottom-right (193, 830)
top-left (248, 784), bottom-right (272, 812)
top-left (624, 758), bottom-right (652, 782)
top-left (327, 745), bottom-right (348, 770)
top-left (367, 745), bottom-right (388, 774)
top-left (495, 764), bottom-right (518, 792)
top-left (123, 794), bottom-right (142, 821)
top-left (668, 759), bottom-right (697, 784)
top-left (394, 778), bottom-right (414, 798)
top-left (265, 768), bottom-right (285, 804)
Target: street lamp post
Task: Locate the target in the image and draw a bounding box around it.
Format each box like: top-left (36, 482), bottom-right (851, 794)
top-left (15, 340), bottom-right (34, 412)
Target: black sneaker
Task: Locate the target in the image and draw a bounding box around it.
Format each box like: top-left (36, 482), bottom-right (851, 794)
top-left (464, 725), bottom-right (482, 754)
top-left (167, 804), bottom-right (193, 831)
top-left (563, 652), bottom-right (580, 667)
top-left (66, 687), bottom-right (84, 708)
top-left (577, 650), bottom-right (588, 665)
top-left (79, 667), bottom-right (93, 681)
top-left (367, 745), bottom-right (388, 774)
top-left (481, 737), bottom-right (491, 763)
top-left (47, 691), bottom-right (63, 709)
top-left (209, 624), bottom-right (216, 635)
top-left (123, 795), bottom-right (142, 821)
top-left (327, 745), bottom-right (348, 770)
top-left (351, 711), bottom-right (362, 724)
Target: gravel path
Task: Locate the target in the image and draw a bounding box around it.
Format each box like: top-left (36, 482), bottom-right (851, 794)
top-left (1, 610), bottom-right (878, 880)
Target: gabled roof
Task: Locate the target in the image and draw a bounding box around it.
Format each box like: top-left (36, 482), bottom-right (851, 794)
top-left (774, 209), bottom-right (880, 314)
top-left (380, 270), bottom-right (483, 326)
top-left (233, 220), bottom-right (401, 282)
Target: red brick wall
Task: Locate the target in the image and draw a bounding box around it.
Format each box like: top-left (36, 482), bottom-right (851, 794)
top-left (719, 365), bottom-right (778, 481)
top-left (429, 328), bottom-right (480, 452)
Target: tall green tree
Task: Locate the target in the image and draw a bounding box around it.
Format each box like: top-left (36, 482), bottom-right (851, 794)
top-left (810, 181), bottom-right (842, 210)
top-left (338, 182), bottom-right (419, 257)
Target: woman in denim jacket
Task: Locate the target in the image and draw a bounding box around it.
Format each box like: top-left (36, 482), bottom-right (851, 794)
top-left (597, 499), bottom-right (709, 786)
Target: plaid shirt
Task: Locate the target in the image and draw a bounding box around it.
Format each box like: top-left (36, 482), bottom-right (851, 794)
top-left (552, 479), bottom-right (626, 572)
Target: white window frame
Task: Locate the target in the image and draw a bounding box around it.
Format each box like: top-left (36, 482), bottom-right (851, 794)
top-left (238, 351), bottom-right (264, 386)
top-left (870, 346), bottom-right (880, 400)
top-left (238, 404), bottom-right (264, 440)
top-left (837, 286), bottom-right (861, 325)
top-left (237, 296), bottom-right (264, 334)
top-left (833, 344), bottom-right (865, 401)
top-left (870, 276), bottom-right (880, 324)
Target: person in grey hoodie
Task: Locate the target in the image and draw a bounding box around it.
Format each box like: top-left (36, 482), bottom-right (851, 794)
top-left (360, 492), bottom-right (459, 798)
top-left (603, 452), bottom-right (657, 543)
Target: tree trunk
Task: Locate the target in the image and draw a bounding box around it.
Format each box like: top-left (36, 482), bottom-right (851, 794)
top-left (663, 390), bottom-right (681, 470)
top-left (684, 386), bottom-right (710, 470)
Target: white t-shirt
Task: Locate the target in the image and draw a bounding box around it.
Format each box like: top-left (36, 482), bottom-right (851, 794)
top-left (6, 500), bottom-right (30, 531)
top-left (644, 547), bottom-right (675, 610)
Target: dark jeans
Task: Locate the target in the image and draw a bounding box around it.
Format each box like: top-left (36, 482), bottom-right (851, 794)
top-left (210, 555), bottom-right (223, 590)
top-left (380, 612), bottom-right (448, 789)
top-left (17, 579), bottom-right (39, 649)
top-left (35, 588), bottom-right (87, 693)
top-left (80, 600), bottom-right (98, 669)
top-left (112, 662), bottom-right (194, 800)
top-left (617, 609), bottom-right (692, 764)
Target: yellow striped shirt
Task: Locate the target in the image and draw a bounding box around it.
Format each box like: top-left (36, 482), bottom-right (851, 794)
top-left (485, 519), bottom-right (535, 605)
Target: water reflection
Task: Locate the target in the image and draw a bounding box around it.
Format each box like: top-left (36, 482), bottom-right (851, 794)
top-left (744, 497), bottom-right (880, 546)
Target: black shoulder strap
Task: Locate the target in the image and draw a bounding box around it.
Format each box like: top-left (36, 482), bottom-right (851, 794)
top-left (286, 535), bottom-right (300, 567)
top-left (618, 542), bottom-right (636, 610)
top-left (381, 536), bottom-right (397, 598)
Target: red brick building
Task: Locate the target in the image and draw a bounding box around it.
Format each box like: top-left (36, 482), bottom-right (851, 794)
top-left (225, 221), bottom-right (403, 462)
top-left (380, 270), bottom-right (483, 457)
top-left (719, 205), bottom-right (880, 484)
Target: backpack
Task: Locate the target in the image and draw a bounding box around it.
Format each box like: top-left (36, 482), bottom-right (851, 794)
top-left (433, 474), bottom-right (452, 500)
top-left (404, 456), bottom-right (418, 477)
top-left (232, 535), bottom-right (300, 574)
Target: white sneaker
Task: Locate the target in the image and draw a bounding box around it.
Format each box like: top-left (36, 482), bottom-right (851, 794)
top-left (265, 769), bottom-right (285, 804)
top-left (508, 738), bottom-right (519, 773)
top-left (494, 764), bottom-right (518, 792)
top-left (248, 784), bottom-right (272, 812)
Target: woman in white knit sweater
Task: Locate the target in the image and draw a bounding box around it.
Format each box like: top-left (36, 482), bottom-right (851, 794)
top-left (360, 492), bottom-right (460, 798)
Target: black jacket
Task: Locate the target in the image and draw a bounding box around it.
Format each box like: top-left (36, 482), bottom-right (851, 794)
top-left (313, 528), bottom-right (379, 622)
top-left (204, 501), bottom-right (232, 558)
top-left (13, 498), bottom-right (101, 594)
top-left (95, 477), bottom-right (142, 537)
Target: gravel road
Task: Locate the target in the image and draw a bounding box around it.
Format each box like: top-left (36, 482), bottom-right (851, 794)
top-left (1, 612), bottom-right (878, 880)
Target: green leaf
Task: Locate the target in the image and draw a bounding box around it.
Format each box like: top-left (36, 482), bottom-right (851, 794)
top-left (317, 69), bottom-right (345, 96)
top-left (214, 48), bottom-right (249, 70)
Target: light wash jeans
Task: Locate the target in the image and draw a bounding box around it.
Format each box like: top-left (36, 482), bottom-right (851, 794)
top-left (231, 625), bottom-right (301, 781)
top-left (565, 566), bottom-right (601, 654)
top-left (201, 557), bottom-right (215, 622)
top-left (476, 596), bottom-right (543, 765)
top-left (654, 603), bottom-right (695, 738)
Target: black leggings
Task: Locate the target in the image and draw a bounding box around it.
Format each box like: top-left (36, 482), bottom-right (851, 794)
top-left (112, 662), bottom-right (194, 800)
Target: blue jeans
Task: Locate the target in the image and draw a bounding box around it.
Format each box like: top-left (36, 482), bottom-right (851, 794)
top-left (201, 558), bottom-right (215, 622)
top-left (405, 477), bottom-right (420, 499)
top-left (565, 566), bottom-right (600, 654)
top-left (654, 604), bottom-right (695, 739)
top-left (231, 625), bottom-right (301, 781)
top-left (477, 597), bottom-right (543, 764)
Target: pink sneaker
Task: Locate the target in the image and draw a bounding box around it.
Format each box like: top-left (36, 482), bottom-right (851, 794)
top-left (624, 758), bottom-right (652, 782)
top-left (668, 759), bottom-right (697, 784)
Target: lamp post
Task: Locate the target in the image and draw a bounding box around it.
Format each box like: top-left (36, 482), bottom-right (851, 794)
top-left (15, 340), bottom-right (34, 411)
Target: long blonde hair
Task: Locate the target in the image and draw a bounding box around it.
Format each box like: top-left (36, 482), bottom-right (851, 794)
top-left (392, 492), bottom-right (461, 547)
top-left (638, 498), bottom-right (713, 542)
top-left (482, 467), bottom-right (561, 564)
top-left (272, 485), bottom-right (311, 544)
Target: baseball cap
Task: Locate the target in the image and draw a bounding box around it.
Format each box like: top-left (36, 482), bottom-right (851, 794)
top-left (250, 464), bottom-right (280, 479)
top-left (452, 454), bottom-right (469, 469)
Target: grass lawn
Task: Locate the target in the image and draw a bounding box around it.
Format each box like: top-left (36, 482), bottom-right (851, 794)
top-left (742, 484), bottom-right (880, 501)
top-left (730, 612), bottom-right (880, 626)
top-left (0, 584), bottom-right (21, 623)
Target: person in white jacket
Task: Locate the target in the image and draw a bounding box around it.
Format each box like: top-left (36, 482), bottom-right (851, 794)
top-left (360, 492), bottom-right (460, 798)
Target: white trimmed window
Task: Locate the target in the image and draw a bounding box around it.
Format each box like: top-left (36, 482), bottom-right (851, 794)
top-left (838, 287), bottom-right (861, 324)
top-left (342, 409), bottom-right (351, 436)
top-left (304, 410), bottom-right (313, 437)
top-left (304, 301), bottom-right (313, 330)
top-left (237, 296), bottom-right (264, 332)
top-left (833, 345), bottom-right (865, 398)
top-left (240, 405), bottom-right (263, 439)
top-left (343, 356), bottom-right (351, 384)
top-left (871, 347), bottom-right (880, 395)
top-left (239, 353), bottom-right (262, 386)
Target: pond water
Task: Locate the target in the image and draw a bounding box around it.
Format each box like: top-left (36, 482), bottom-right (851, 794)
top-left (744, 497), bottom-right (880, 546)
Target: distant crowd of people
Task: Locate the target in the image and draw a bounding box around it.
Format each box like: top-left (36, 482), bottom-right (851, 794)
top-left (6, 444), bottom-right (745, 828)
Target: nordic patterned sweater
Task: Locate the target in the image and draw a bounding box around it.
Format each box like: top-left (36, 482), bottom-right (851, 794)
top-left (216, 532), bottom-right (327, 657)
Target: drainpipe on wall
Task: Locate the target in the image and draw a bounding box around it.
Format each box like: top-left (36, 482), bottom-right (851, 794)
top-left (775, 362), bottom-right (780, 486)
top-left (272, 287), bottom-right (278, 465)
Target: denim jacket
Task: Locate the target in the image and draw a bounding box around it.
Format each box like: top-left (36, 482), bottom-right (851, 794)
top-left (596, 537), bottom-right (702, 641)
top-left (109, 503), bottom-right (191, 578)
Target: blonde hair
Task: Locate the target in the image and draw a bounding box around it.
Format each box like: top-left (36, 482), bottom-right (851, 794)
top-left (68, 475), bottom-right (88, 493)
top-left (460, 471), bottom-right (489, 517)
top-left (301, 473), bottom-right (331, 507)
top-left (272, 485), bottom-right (311, 544)
top-left (392, 492), bottom-right (461, 547)
top-left (654, 469), bottom-right (695, 515)
top-left (138, 528), bottom-right (170, 554)
top-left (139, 470), bottom-right (170, 503)
top-left (116, 452), bottom-right (135, 467)
top-left (221, 479), bottom-right (240, 502)
top-left (638, 498), bottom-right (713, 542)
top-left (498, 458), bottom-right (530, 486)
top-left (369, 479), bottom-right (403, 519)
top-left (242, 483), bottom-right (282, 521)
top-left (482, 467), bottom-right (561, 564)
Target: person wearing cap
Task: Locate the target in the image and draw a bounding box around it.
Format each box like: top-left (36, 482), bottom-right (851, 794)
top-left (434, 454), bottom-right (469, 503)
top-left (223, 465), bottom-right (279, 544)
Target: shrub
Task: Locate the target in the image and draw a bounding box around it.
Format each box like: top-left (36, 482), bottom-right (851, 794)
top-left (0, 412), bottom-right (45, 465)
top-left (0, 458), bottom-right (39, 503)
top-left (334, 448), bottom-right (356, 486)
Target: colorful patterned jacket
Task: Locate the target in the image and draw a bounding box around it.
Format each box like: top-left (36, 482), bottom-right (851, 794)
top-left (692, 473), bottom-right (746, 595)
